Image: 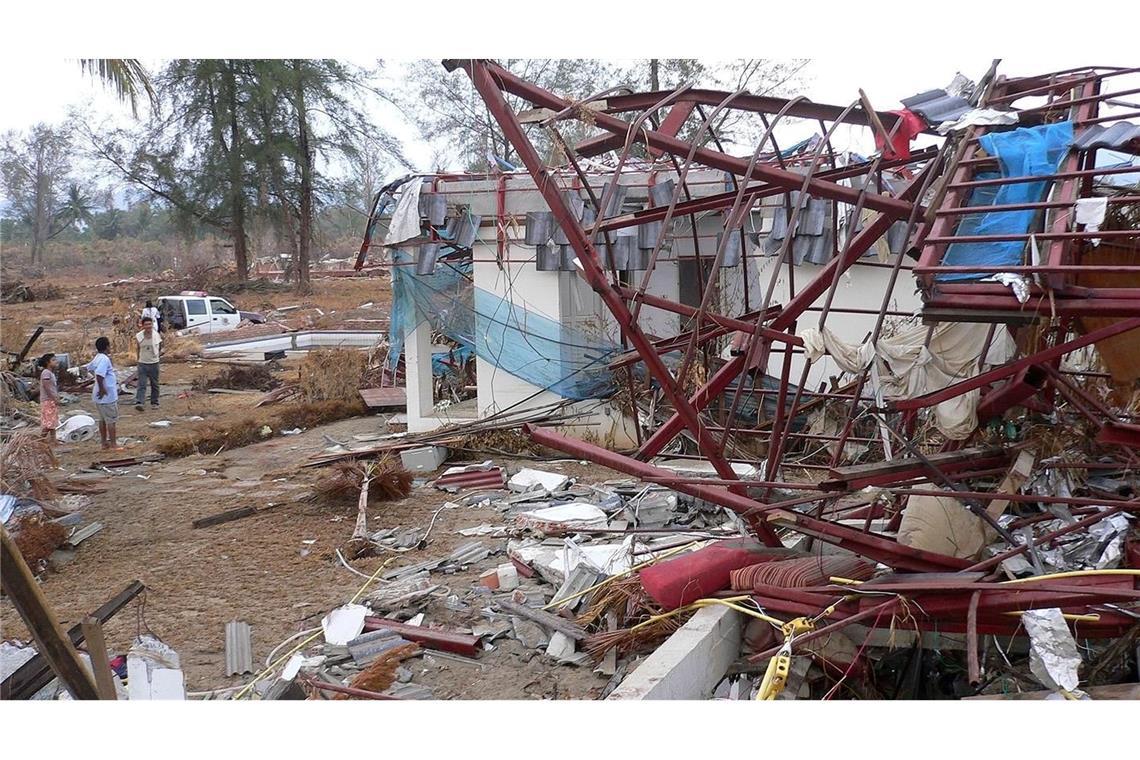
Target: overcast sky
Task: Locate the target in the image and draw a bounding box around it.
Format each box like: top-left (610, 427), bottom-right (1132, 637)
top-left (3, 55), bottom-right (1132, 177)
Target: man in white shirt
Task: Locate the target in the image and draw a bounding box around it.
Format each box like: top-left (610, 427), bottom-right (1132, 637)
top-left (141, 300), bottom-right (161, 333)
top-left (134, 316), bottom-right (162, 411)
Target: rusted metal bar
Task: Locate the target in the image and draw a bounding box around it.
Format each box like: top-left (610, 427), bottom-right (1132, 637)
top-left (363, 617), bottom-right (481, 656)
top-left (458, 59), bottom-right (748, 494)
top-left (447, 60), bottom-right (917, 217)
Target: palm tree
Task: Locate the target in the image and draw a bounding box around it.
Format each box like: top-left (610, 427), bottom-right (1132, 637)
top-left (78, 59), bottom-right (157, 116)
top-left (52, 183), bottom-right (96, 236)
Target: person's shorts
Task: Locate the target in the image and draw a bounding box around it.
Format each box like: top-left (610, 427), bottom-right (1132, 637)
top-left (96, 402), bottom-right (119, 423)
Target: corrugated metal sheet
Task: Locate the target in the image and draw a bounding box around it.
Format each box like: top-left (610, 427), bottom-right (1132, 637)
top-left (900, 88), bottom-right (971, 127)
top-left (435, 468), bottom-right (506, 491)
top-left (225, 620), bottom-right (252, 676)
top-left (1074, 122), bottom-right (1140, 152)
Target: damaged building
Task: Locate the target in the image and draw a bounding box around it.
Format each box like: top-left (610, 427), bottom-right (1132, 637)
top-left (345, 60), bottom-right (1140, 699)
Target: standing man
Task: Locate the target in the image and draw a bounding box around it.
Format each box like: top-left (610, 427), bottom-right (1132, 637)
top-left (134, 316), bottom-right (161, 411)
top-left (87, 336), bottom-right (121, 450)
top-left (141, 300), bottom-right (162, 333)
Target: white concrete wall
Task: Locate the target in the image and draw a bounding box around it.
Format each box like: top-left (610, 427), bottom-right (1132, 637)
top-left (409, 168), bottom-right (917, 440)
top-left (746, 254), bottom-right (923, 390)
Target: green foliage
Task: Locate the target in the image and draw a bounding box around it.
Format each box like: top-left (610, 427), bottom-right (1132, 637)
top-left (81, 59), bottom-right (407, 283)
top-left (78, 59), bottom-right (157, 116)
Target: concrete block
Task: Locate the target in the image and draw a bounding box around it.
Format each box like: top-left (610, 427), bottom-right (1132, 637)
top-left (546, 631), bottom-right (577, 662)
top-left (400, 446), bottom-right (449, 473)
top-left (496, 563), bottom-right (519, 591)
top-left (607, 605), bottom-right (743, 700)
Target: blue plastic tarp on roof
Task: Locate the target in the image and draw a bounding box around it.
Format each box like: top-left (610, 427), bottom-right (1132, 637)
top-left (937, 121), bottom-right (1074, 282)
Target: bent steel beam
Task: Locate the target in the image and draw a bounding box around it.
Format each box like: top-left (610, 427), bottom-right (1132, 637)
top-left (446, 60), bottom-right (917, 218)
top-left (459, 59), bottom-right (748, 494)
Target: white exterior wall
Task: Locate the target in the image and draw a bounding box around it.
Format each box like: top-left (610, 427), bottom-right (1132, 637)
top-left (401, 168), bottom-right (915, 438)
top-left (734, 254), bottom-right (924, 391)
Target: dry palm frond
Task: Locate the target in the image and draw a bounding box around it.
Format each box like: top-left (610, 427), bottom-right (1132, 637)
top-left (0, 430), bottom-right (59, 500)
top-left (314, 456), bottom-right (412, 504)
top-left (333, 642), bottom-right (420, 699)
top-left (577, 574), bottom-right (686, 662)
top-left (10, 514), bottom-right (68, 568)
top-left (372, 456), bottom-right (414, 501)
top-left (575, 574), bottom-right (649, 629)
top-left (582, 612), bottom-right (691, 661)
top-left (299, 349), bottom-right (371, 402)
top-left (314, 460), bottom-right (370, 501)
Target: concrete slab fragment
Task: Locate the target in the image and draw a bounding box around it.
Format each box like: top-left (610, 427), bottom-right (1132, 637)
top-left (607, 605), bottom-right (743, 700)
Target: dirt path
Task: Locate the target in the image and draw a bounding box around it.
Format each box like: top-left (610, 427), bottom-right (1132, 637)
top-left (2, 412), bottom-right (611, 699)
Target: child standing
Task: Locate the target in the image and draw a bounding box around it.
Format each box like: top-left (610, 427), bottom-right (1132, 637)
top-left (38, 353), bottom-right (60, 444)
top-left (86, 336), bottom-right (121, 450)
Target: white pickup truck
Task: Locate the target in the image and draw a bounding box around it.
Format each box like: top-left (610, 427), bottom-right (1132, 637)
top-left (157, 292), bottom-right (264, 335)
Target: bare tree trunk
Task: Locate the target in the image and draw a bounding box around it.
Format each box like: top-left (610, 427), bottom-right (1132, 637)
top-left (650, 58), bottom-right (660, 91)
top-left (293, 60), bottom-right (313, 294)
top-left (223, 61), bottom-right (249, 282)
top-left (31, 164), bottom-right (50, 266)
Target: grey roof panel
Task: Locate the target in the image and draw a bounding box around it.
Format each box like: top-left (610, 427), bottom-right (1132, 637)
top-left (225, 620), bottom-right (252, 677)
top-left (1074, 122), bottom-right (1140, 153)
top-left (900, 88), bottom-right (971, 127)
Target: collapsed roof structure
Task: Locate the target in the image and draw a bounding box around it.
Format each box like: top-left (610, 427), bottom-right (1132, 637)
top-left (357, 60), bottom-right (1140, 696)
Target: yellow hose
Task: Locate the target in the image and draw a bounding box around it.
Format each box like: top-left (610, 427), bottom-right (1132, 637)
top-left (999, 569), bottom-right (1140, 585)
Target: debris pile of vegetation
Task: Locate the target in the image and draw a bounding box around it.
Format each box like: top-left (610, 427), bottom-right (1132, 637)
top-left (192, 364), bottom-right (280, 392)
top-left (0, 430), bottom-right (60, 501)
top-left (154, 399), bottom-right (367, 457)
top-left (298, 348), bottom-right (381, 402)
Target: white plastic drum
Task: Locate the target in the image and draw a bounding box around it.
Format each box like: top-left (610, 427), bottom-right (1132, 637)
top-left (57, 413), bottom-right (97, 443)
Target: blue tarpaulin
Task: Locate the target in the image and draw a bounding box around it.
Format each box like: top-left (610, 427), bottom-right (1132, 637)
top-left (388, 249), bottom-right (619, 400)
top-left (937, 121), bottom-right (1074, 282)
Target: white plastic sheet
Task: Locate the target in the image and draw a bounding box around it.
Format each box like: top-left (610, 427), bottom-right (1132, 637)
top-left (799, 322), bottom-right (1015, 439)
top-left (384, 179), bottom-right (424, 246)
top-left (1022, 608), bottom-right (1081, 692)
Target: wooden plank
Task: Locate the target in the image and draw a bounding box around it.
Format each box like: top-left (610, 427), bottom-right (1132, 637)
top-left (497, 599), bottom-right (588, 642)
top-left (192, 506), bottom-right (257, 529)
top-left (80, 618), bottom-right (118, 700)
top-left (0, 527), bottom-right (99, 700)
top-left (359, 387), bottom-right (407, 409)
top-left (0, 580), bottom-right (144, 700)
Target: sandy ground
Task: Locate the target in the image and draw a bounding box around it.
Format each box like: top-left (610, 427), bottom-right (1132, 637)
top-left (2, 276), bottom-right (616, 698)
